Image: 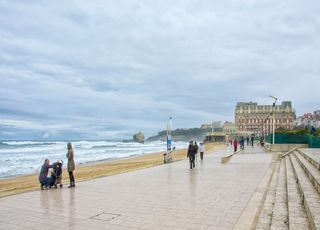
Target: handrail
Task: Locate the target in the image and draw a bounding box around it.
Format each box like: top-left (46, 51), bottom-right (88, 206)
top-left (221, 147), bottom-right (244, 163)
top-left (281, 147), bottom-right (297, 158)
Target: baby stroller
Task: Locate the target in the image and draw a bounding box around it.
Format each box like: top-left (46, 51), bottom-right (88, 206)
top-left (51, 160), bottom-right (63, 188)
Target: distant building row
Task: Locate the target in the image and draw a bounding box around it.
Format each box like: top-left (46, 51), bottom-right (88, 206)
top-left (295, 110), bottom-right (320, 129)
top-left (200, 121), bottom-right (222, 129)
top-left (200, 121), bottom-right (237, 133)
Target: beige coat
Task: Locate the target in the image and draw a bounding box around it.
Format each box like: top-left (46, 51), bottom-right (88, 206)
top-left (66, 149), bottom-right (75, 172)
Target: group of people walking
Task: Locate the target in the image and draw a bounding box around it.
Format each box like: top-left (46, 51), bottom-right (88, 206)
top-left (39, 142), bottom-right (76, 189)
top-left (187, 141), bottom-right (205, 170)
top-left (231, 134), bottom-right (255, 153)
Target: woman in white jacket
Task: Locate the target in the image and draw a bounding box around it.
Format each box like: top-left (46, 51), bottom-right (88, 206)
top-left (199, 142), bottom-right (205, 160)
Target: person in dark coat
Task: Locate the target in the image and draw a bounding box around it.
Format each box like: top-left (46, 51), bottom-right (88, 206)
top-left (260, 136), bottom-right (265, 147)
top-left (240, 136), bottom-right (245, 150)
top-left (246, 136), bottom-right (250, 146)
top-left (251, 135), bottom-right (254, 147)
top-left (194, 141), bottom-right (199, 162)
top-left (66, 143), bottom-right (75, 188)
top-left (187, 141), bottom-right (196, 169)
top-left (39, 159), bottom-right (54, 189)
top-left (233, 139), bottom-right (238, 153)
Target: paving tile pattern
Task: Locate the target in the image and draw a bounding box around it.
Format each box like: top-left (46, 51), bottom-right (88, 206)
top-left (0, 147), bottom-right (272, 230)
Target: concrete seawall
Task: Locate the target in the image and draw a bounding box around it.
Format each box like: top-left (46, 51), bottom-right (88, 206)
top-left (265, 143), bottom-right (308, 152)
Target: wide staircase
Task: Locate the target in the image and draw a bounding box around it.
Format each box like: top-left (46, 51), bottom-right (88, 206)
top-left (255, 148), bottom-right (320, 230)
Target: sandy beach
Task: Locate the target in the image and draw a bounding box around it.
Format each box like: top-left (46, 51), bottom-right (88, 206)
top-left (0, 142), bottom-right (226, 198)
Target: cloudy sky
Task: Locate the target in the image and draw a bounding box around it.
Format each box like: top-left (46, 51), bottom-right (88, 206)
top-left (0, 0), bottom-right (319, 140)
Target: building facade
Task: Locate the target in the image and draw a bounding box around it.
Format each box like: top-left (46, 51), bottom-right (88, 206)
top-left (200, 121), bottom-right (222, 129)
top-left (235, 101), bottom-right (294, 135)
top-left (222, 121), bottom-right (237, 134)
top-left (295, 110), bottom-right (320, 129)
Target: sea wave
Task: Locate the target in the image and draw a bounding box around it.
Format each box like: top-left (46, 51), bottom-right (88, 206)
top-left (1, 141), bottom-right (57, 146)
top-left (0, 140), bottom-right (188, 178)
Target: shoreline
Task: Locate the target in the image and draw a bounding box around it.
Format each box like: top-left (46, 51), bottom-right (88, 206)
top-left (0, 140), bottom-right (188, 179)
top-left (0, 151), bottom-right (160, 180)
top-left (0, 143), bottom-right (226, 198)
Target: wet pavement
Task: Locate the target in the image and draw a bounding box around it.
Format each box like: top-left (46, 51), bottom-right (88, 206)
top-left (0, 145), bottom-right (272, 230)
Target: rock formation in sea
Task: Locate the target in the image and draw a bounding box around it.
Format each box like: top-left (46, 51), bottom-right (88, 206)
top-left (133, 132), bottom-right (145, 143)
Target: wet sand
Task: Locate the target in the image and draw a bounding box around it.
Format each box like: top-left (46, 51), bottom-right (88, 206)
top-left (0, 143), bottom-right (226, 198)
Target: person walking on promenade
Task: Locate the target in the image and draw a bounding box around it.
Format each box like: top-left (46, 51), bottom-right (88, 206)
top-left (246, 136), bottom-right (250, 146)
top-left (240, 136), bottom-right (245, 150)
top-left (66, 143), bottom-right (75, 188)
top-left (260, 136), bottom-right (265, 147)
top-left (250, 135), bottom-right (254, 147)
top-left (39, 159), bottom-right (54, 189)
top-left (199, 142), bottom-right (205, 160)
top-left (194, 141), bottom-right (199, 162)
top-left (233, 139), bottom-right (238, 153)
top-left (187, 141), bottom-right (196, 169)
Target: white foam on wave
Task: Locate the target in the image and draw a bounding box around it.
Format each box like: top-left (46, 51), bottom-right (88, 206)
top-left (1, 141), bottom-right (57, 146)
top-left (0, 140), bottom-right (188, 178)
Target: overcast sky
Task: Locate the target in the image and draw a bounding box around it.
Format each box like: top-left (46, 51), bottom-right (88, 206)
top-left (0, 0), bottom-right (319, 140)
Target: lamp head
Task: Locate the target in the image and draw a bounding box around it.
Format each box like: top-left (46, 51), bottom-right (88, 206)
top-left (269, 95), bottom-right (278, 101)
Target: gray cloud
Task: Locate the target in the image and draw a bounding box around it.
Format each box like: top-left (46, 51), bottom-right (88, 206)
top-left (0, 0), bottom-right (319, 140)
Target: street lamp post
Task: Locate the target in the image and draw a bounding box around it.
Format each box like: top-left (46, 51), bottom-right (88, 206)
top-left (164, 117), bottom-right (173, 163)
top-left (269, 95), bottom-right (277, 144)
top-left (265, 115), bottom-right (269, 138)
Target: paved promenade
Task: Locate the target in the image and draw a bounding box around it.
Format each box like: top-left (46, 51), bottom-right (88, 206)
top-left (0, 146), bottom-right (272, 230)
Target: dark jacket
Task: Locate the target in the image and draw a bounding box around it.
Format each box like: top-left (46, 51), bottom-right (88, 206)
top-left (240, 137), bottom-right (244, 145)
top-left (187, 145), bottom-right (196, 158)
top-left (194, 144), bottom-right (198, 153)
top-left (39, 163), bottom-right (52, 183)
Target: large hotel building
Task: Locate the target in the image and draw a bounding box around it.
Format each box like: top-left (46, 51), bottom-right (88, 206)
top-left (235, 101), bottom-right (294, 135)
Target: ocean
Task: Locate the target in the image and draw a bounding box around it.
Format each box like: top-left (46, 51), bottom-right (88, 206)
top-left (0, 140), bottom-right (188, 178)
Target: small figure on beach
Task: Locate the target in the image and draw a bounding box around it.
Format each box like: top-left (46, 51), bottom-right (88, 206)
top-left (39, 159), bottom-right (54, 189)
top-left (199, 142), bottom-right (205, 160)
top-left (233, 139), bottom-right (238, 153)
top-left (66, 143), bottom-right (76, 188)
top-left (194, 141), bottom-right (198, 162)
top-left (187, 141), bottom-right (196, 170)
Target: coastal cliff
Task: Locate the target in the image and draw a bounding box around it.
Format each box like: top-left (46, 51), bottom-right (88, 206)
top-left (147, 128), bottom-right (215, 142)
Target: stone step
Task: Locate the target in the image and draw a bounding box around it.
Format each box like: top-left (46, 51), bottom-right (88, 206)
top-left (285, 156), bottom-right (310, 230)
top-left (298, 148), bottom-right (320, 171)
top-left (289, 154), bottom-right (320, 230)
top-left (294, 151), bottom-right (320, 195)
top-left (270, 158), bottom-right (289, 230)
top-left (256, 161), bottom-right (281, 230)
